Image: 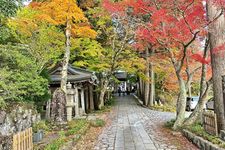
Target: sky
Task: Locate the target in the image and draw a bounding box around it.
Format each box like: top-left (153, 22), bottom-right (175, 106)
top-left (23, 0), bottom-right (32, 5)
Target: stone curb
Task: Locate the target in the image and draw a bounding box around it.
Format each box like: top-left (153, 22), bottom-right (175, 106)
top-left (182, 129), bottom-right (224, 150)
top-left (132, 94), bottom-right (145, 106)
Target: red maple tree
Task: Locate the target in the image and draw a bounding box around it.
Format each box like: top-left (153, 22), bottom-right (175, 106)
top-left (103, 0), bottom-right (214, 128)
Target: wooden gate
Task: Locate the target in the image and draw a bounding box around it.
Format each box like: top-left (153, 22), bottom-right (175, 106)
top-left (202, 111), bottom-right (218, 136)
top-left (13, 128), bottom-right (33, 150)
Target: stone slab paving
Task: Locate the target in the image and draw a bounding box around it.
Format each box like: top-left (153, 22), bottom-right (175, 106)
top-left (94, 95), bottom-right (199, 150)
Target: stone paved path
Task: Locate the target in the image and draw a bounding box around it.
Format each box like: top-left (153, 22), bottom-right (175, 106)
top-left (94, 95), bottom-right (199, 150)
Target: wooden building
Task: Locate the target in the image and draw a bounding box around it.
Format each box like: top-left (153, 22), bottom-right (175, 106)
top-left (46, 64), bottom-right (98, 121)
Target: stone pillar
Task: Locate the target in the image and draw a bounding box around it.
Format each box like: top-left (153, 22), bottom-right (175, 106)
top-left (89, 85), bottom-right (94, 110)
top-left (81, 89), bottom-right (85, 113)
top-left (74, 86), bottom-right (79, 117)
top-left (66, 83), bottom-right (75, 121)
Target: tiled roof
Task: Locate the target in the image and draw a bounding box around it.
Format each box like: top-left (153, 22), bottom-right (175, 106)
top-left (49, 64), bottom-right (93, 84)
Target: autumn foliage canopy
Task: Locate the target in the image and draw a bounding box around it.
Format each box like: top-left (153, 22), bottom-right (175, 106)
top-left (103, 0), bottom-right (222, 65)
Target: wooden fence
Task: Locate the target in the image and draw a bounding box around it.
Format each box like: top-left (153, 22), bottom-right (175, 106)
top-left (13, 128), bottom-right (33, 150)
top-left (202, 111), bottom-right (218, 136)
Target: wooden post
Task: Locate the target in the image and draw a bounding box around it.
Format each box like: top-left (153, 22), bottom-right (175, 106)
top-left (89, 85), bottom-right (94, 110)
top-left (81, 89), bottom-right (85, 113)
top-left (85, 88), bottom-right (89, 111)
top-left (74, 87), bottom-right (79, 117)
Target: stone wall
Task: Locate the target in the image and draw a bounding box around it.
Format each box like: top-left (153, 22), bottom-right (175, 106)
top-left (0, 136), bottom-right (12, 150)
top-left (0, 105), bottom-right (40, 136)
top-left (0, 104), bottom-right (40, 149)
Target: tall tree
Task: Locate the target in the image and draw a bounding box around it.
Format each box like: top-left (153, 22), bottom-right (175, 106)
top-left (104, 0), bottom-right (208, 129)
top-left (208, 0), bottom-right (225, 131)
top-left (8, 7), bottom-right (65, 73)
top-left (30, 0), bottom-right (96, 93)
top-left (184, 37), bottom-right (212, 125)
top-left (0, 45), bottom-right (49, 108)
top-left (144, 48), bottom-right (150, 106)
top-left (85, 5), bottom-right (145, 109)
top-left (0, 0), bottom-right (23, 18)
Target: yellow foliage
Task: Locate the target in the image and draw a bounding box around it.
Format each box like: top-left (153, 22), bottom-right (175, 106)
top-left (72, 25), bottom-right (97, 39)
top-left (30, 0), bottom-right (97, 39)
top-left (8, 8), bottom-right (39, 38)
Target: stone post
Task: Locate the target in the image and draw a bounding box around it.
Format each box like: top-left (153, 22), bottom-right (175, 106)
top-left (74, 86), bottom-right (79, 117)
top-left (45, 99), bottom-right (51, 120)
top-left (66, 83), bottom-right (74, 121)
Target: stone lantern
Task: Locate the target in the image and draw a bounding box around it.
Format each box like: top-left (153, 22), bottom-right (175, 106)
top-left (66, 82), bottom-right (75, 121)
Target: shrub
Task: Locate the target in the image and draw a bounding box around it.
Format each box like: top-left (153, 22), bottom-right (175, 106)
top-left (185, 122), bottom-right (225, 148)
top-left (105, 97), bottom-right (115, 106)
top-left (32, 121), bottom-right (50, 133)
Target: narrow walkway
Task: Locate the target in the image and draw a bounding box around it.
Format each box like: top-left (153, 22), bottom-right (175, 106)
top-left (94, 95), bottom-right (198, 150)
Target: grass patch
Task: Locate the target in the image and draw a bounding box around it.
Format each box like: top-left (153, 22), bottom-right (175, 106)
top-left (66, 119), bottom-right (89, 136)
top-left (44, 131), bottom-right (65, 150)
top-left (164, 119), bottom-right (176, 128)
top-left (39, 119), bottom-right (90, 150)
top-left (94, 105), bottom-right (111, 113)
top-left (32, 120), bottom-right (50, 133)
top-left (185, 122), bottom-right (225, 148)
top-left (150, 105), bottom-right (176, 112)
top-left (90, 119), bottom-right (105, 127)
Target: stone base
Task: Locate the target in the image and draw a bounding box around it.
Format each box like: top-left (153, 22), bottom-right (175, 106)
top-left (73, 116), bottom-right (87, 120)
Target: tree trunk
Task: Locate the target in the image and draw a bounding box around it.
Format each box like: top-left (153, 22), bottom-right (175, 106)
top-left (187, 81), bottom-right (192, 97)
top-left (149, 62), bottom-right (155, 106)
top-left (184, 81), bottom-right (211, 126)
top-left (139, 78), bottom-right (144, 100)
top-left (208, 1), bottom-right (225, 131)
top-left (98, 80), bottom-right (108, 109)
top-left (61, 20), bottom-right (71, 94)
top-left (186, 57), bottom-right (193, 98)
top-left (183, 39), bottom-right (209, 126)
top-left (141, 78), bottom-right (144, 99)
top-left (173, 77), bottom-right (187, 130)
top-left (144, 48), bottom-right (150, 106)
